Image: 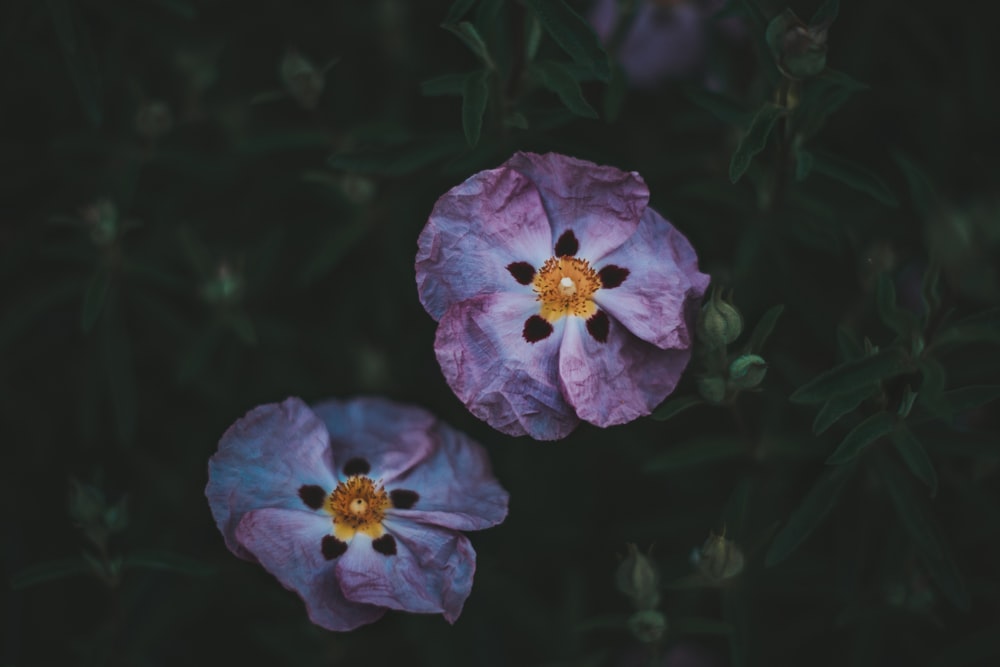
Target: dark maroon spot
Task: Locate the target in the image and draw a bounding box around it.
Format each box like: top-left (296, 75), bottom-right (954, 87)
top-left (321, 535), bottom-right (348, 560)
top-left (372, 534), bottom-right (397, 556)
top-left (598, 265), bottom-right (630, 289)
top-left (298, 484), bottom-right (326, 510)
top-left (507, 261), bottom-right (535, 285)
top-left (390, 489), bottom-right (419, 509)
top-left (343, 457), bottom-right (370, 476)
top-left (586, 310), bottom-right (610, 343)
top-left (523, 315), bottom-right (554, 343)
top-left (554, 230), bottom-right (579, 257)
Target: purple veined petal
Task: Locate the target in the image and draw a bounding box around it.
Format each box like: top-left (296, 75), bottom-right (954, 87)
top-left (558, 313), bottom-right (693, 427)
top-left (506, 152), bottom-right (649, 261)
top-left (416, 165), bottom-right (553, 321)
top-left (434, 291), bottom-right (579, 440)
top-left (207, 398), bottom-right (338, 561)
top-left (336, 519), bottom-right (476, 624)
top-left (235, 507), bottom-right (386, 631)
top-left (310, 398), bottom-right (438, 484)
top-left (593, 207), bottom-right (710, 350)
top-left (385, 420), bottom-right (509, 531)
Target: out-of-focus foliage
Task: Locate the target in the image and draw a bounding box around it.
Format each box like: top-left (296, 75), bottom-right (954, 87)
top-left (2, 0), bottom-right (998, 665)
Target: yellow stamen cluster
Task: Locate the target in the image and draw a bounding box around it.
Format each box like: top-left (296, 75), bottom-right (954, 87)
top-left (533, 257), bottom-right (600, 322)
top-left (325, 476), bottom-right (390, 540)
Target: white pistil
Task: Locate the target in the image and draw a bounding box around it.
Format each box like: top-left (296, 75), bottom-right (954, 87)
top-left (559, 276), bottom-right (577, 296)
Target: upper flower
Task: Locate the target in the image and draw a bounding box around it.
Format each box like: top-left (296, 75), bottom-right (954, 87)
top-left (205, 397), bottom-right (509, 631)
top-left (416, 152), bottom-right (710, 440)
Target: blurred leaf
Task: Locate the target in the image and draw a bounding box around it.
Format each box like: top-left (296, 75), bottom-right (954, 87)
top-left (45, 0), bottom-right (102, 126)
top-left (929, 624), bottom-right (1000, 667)
top-left (529, 60), bottom-right (597, 119)
top-left (81, 266), bottom-right (111, 332)
top-left (812, 387), bottom-right (871, 434)
top-left (818, 67), bottom-right (868, 91)
top-left (931, 308), bottom-right (1000, 348)
top-left (836, 325), bottom-right (864, 361)
top-left (810, 0), bottom-right (840, 25)
top-left (826, 412), bottom-right (895, 464)
top-left (523, 0), bottom-right (611, 82)
top-left (421, 73), bottom-right (467, 97)
top-left (810, 151), bottom-right (899, 206)
top-left (0, 281), bottom-right (80, 349)
top-left (603, 63), bottom-right (626, 122)
top-left (444, 0), bottom-right (478, 24)
top-left (123, 549), bottom-right (216, 576)
top-left (328, 133), bottom-right (466, 176)
top-left (298, 220), bottom-right (370, 285)
top-left (729, 103), bottom-right (785, 183)
top-left (876, 273), bottom-right (917, 338)
top-left (791, 347), bottom-right (909, 404)
top-left (462, 69), bottom-right (491, 146)
top-left (746, 304), bottom-right (784, 353)
top-left (738, 0), bottom-right (768, 28)
top-left (103, 309), bottom-right (137, 446)
top-left (795, 146), bottom-right (814, 181)
top-left (651, 395), bottom-right (705, 421)
top-left (442, 21), bottom-right (495, 69)
top-left (225, 312), bottom-right (257, 346)
top-left (891, 427), bottom-right (938, 496)
top-left (916, 356), bottom-right (947, 415)
top-left (10, 557), bottom-right (91, 590)
top-left (672, 617), bottom-right (734, 636)
top-left (891, 149), bottom-right (941, 217)
top-left (684, 86), bottom-right (752, 126)
top-left (765, 462), bottom-right (857, 566)
top-left (940, 384), bottom-right (1000, 414)
top-left (643, 437), bottom-right (745, 474)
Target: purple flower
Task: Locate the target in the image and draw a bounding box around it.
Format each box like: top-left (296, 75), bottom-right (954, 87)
top-left (416, 152), bottom-right (710, 441)
top-left (205, 397), bottom-right (509, 631)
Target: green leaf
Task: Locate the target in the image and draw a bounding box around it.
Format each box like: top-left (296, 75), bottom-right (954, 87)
top-left (461, 69), bottom-right (491, 146)
top-left (746, 304), bottom-right (784, 353)
top-left (812, 387), bottom-right (871, 435)
top-left (651, 395), bottom-right (705, 421)
top-left (916, 357), bottom-right (947, 416)
top-left (892, 427), bottom-right (938, 496)
top-left (819, 67), bottom-right (869, 92)
top-left (642, 437), bottom-right (745, 474)
top-left (328, 133), bottom-right (466, 176)
top-left (810, 0), bottom-right (840, 25)
top-left (523, 0), bottom-right (611, 82)
top-left (876, 273), bottom-right (917, 338)
top-left (123, 549), bottom-right (216, 576)
top-left (603, 63), bottom-right (627, 123)
top-left (46, 0), bottom-right (103, 126)
top-left (684, 86), bottom-right (752, 126)
top-left (826, 411), bottom-right (895, 464)
top-left (81, 267), bottom-right (111, 332)
top-left (10, 557), bottom-right (92, 590)
top-left (298, 220), bottom-right (371, 285)
top-left (931, 309), bottom-right (1000, 348)
top-left (891, 150), bottom-right (942, 217)
top-left (836, 325), bottom-right (864, 361)
top-left (421, 73), bottom-right (468, 97)
top-left (738, 0), bottom-right (768, 28)
top-left (445, 0), bottom-right (478, 24)
top-left (810, 151), bottom-right (899, 207)
top-left (790, 347), bottom-right (909, 404)
top-left (940, 384), bottom-right (1000, 413)
top-left (795, 147), bottom-right (814, 181)
top-left (672, 617), bottom-right (734, 636)
top-left (529, 61), bottom-right (597, 119)
top-left (729, 103), bottom-right (785, 183)
top-left (765, 462), bottom-right (857, 567)
top-left (103, 312), bottom-right (137, 446)
top-left (442, 22), bottom-right (495, 69)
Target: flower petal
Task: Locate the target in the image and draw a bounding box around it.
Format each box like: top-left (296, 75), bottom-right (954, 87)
top-left (206, 398), bottom-right (337, 561)
top-left (416, 165), bottom-right (553, 320)
top-left (235, 508), bottom-right (386, 631)
top-left (594, 208), bottom-right (710, 349)
top-left (310, 397), bottom-right (437, 484)
top-left (559, 314), bottom-right (693, 427)
top-left (506, 152), bottom-right (649, 260)
top-left (385, 419), bottom-right (509, 531)
top-left (337, 519), bottom-right (476, 624)
top-left (434, 291), bottom-right (579, 440)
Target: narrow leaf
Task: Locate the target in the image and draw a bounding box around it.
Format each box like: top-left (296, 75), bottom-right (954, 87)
top-left (46, 0), bottom-right (102, 126)
top-left (651, 395), bottom-right (705, 421)
top-left (765, 462), bottom-right (857, 566)
top-left (684, 86), bottom-right (752, 126)
top-left (729, 103), bottom-right (785, 183)
top-left (442, 22), bottom-right (495, 69)
top-left (810, 0), bottom-right (840, 26)
top-left (81, 267), bottom-right (111, 332)
top-left (10, 557), bottom-right (91, 590)
top-left (791, 347), bottom-right (909, 404)
top-left (523, 0), bottom-right (611, 82)
top-left (892, 427), bottom-right (938, 496)
top-left (811, 151), bottom-right (899, 206)
top-left (461, 69), bottom-right (490, 146)
top-left (738, 0), bottom-right (768, 28)
top-left (643, 437), bottom-right (745, 474)
top-left (747, 304), bottom-right (784, 353)
top-left (421, 73), bottom-right (468, 97)
top-left (941, 385), bottom-right (1000, 413)
top-left (876, 273), bottom-right (917, 338)
top-left (445, 0), bottom-right (478, 24)
top-left (812, 388), bottom-right (870, 435)
top-left (826, 412), bottom-right (895, 464)
top-left (124, 549), bottom-right (216, 576)
top-left (529, 61), bottom-right (597, 119)
top-left (891, 150), bottom-right (941, 217)
top-left (836, 325), bottom-right (863, 361)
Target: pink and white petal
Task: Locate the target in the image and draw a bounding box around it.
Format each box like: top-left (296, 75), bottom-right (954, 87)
top-left (235, 508), bottom-right (386, 631)
top-left (416, 165), bottom-right (553, 321)
top-left (207, 398), bottom-right (338, 561)
top-left (558, 315), bottom-right (693, 428)
top-left (434, 292), bottom-right (579, 440)
top-left (310, 398), bottom-right (437, 484)
top-left (593, 208), bottom-right (710, 349)
top-left (506, 152), bottom-right (649, 260)
top-left (337, 520), bottom-right (476, 624)
top-left (384, 420), bottom-right (509, 531)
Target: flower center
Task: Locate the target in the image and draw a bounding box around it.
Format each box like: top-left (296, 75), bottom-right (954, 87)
top-left (533, 257), bottom-right (600, 322)
top-left (325, 475), bottom-right (390, 540)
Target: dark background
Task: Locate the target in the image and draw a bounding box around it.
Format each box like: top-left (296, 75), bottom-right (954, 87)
top-left (3, 0), bottom-right (998, 665)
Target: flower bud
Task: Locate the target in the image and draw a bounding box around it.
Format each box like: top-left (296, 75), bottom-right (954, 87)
top-left (765, 9), bottom-right (829, 80)
top-left (200, 262), bottom-right (243, 305)
top-left (696, 375), bottom-right (727, 404)
top-left (693, 531), bottom-right (744, 583)
top-left (615, 543), bottom-right (660, 611)
top-left (697, 289), bottom-right (743, 348)
top-left (281, 51), bottom-right (325, 110)
top-left (80, 198), bottom-right (118, 246)
top-left (727, 354), bottom-right (768, 390)
top-left (627, 610), bottom-right (667, 644)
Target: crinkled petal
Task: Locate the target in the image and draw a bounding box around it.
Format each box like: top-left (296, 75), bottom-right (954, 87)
top-left (235, 508), bottom-right (386, 631)
top-left (559, 314), bottom-right (693, 427)
top-left (416, 165), bottom-right (553, 320)
top-left (594, 208), bottom-right (710, 349)
top-left (385, 420), bottom-right (509, 531)
top-left (207, 398), bottom-right (337, 561)
top-left (337, 519), bottom-right (475, 624)
top-left (434, 291), bottom-right (579, 440)
top-left (506, 152), bottom-right (649, 260)
top-left (310, 397), bottom-right (437, 484)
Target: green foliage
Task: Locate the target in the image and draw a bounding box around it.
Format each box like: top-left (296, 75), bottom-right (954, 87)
top-left (461, 69), bottom-right (491, 146)
top-left (729, 103), bottom-right (786, 183)
top-left (528, 61), bottom-right (598, 119)
top-left (523, 0), bottom-right (611, 82)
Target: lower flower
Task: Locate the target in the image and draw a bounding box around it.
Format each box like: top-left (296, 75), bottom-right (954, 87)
top-left (206, 397), bottom-right (509, 630)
